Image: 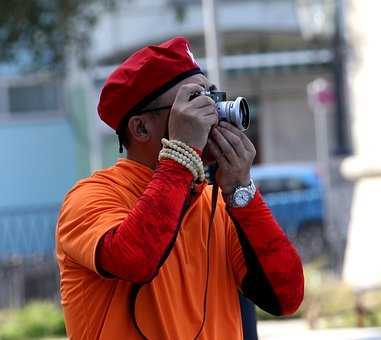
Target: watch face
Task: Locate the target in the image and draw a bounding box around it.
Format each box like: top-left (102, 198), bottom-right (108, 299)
top-left (233, 189), bottom-right (251, 207)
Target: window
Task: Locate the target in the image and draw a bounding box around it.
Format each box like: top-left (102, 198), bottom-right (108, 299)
top-left (8, 81), bottom-right (61, 114)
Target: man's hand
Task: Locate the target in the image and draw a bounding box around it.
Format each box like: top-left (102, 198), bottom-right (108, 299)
top-left (168, 84), bottom-right (218, 150)
top-left (207, 121), bottom-right (256, 194)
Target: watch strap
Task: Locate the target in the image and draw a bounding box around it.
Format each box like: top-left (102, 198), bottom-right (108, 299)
top-left (226, 179), bottom-right (256, 208)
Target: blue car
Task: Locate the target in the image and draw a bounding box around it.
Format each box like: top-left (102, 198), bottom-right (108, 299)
top-left (250, 164), bottom-right (326, 261)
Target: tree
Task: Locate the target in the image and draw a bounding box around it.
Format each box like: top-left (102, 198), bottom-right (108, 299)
top-left (0, 0), bottom-right (115, 71)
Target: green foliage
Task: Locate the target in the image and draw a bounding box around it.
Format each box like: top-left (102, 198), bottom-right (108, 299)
top-left (302, 263), bottom-right (355, 328)
top-left (317, 289), bottom-right (381, 329)
top-left (255, 259), bottom-right (381, 329)
top-left (0, 302), bottom-right (66, 340)
top-left (0, 0), bottom-right (116, 70)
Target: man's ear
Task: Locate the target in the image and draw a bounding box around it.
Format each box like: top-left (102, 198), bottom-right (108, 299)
top-left (128, 116), bottom-right (150, 143)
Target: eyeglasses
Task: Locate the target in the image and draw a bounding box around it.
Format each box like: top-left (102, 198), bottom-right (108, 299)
top-left (117, 105), bottom-right (172, 136)
top-left (131, 105), bottom-right (172, 115)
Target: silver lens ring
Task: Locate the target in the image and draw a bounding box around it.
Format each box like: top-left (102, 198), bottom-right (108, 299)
top-left (215, 97), bottom-right (250, 130)
top-left (232, 97), bottom-right (249, 131)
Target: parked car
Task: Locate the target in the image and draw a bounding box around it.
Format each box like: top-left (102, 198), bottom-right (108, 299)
top-left (250, 163), bottom-right (327, 262)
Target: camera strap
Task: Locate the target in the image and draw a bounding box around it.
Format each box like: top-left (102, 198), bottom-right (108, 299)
top-left (193, 181), bottom-right (218, 339)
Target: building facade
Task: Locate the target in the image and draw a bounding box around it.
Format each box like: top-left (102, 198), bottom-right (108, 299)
top-left (85, 0), bottom-right (337, 167)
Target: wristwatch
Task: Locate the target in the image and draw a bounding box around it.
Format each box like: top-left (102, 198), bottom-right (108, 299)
top-left (225, 179), bottom-right (256, 208)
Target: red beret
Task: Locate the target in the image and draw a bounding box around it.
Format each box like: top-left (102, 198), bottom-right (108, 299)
top-left (98, 36), bottom-right (202, 131)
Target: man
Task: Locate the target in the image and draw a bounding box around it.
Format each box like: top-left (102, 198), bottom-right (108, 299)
top-left (56, 37), bottom-right (304, 340)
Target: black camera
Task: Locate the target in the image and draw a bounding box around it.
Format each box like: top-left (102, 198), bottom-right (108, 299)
top-left (191, 90), bottom-right (250, 131)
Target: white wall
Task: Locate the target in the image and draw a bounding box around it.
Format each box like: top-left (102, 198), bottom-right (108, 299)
top-left (90, 0), bottom-right (299, 62)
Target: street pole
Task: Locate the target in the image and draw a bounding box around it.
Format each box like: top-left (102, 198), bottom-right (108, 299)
top-left (307, 79), bottom-right (335, 246)
top-left (201, 0), bottom-right (223, 89)
top-left (332, 0), bottom-right (349, 155)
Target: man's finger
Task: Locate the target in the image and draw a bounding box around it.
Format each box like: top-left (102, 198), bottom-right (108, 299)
top-left (206, 138), bottom-right (229, 168)
top-left (204, 114), bottom-right (219, 127)
top-left (211, 128), bottom-right (238, 164)
top-left (175, 83), bottom-right (205, 102)
top-left (191, 95), bottom-right (216, 109)
top-left (241, 132), bottom-right (256, 153)
top-left (219, 121), bottom-right (255, 152)
top-left (193, 107), bottom-right (218, 120)
top-left (217, 126), bottom-right (246, 157)
top-left (219, 121), bottom-right (241, 137)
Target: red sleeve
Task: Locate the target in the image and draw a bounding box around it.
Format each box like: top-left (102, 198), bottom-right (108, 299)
top-left (227, 191), bottom-right (304, 316)
top-left (97, 159), bottom-right (193, 283)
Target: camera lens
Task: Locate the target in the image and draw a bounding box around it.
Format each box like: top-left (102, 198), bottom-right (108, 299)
top-left (238, 97), bottom-right (250, 130)
top-left (216, 97), bottom-right (250, 131)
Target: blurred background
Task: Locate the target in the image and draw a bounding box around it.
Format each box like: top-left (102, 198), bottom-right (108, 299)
top-left (0, 0), bottom-right (380, 339)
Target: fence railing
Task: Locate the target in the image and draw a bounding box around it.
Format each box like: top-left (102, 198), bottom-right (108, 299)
top-left (0, 192), bottom-right (322, 259)
top-left (0, 205), bottom-right (60, 261)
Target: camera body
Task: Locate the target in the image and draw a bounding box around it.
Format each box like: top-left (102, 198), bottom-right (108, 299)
top-left (205, 90), bottom-right (227, 102)
top-left (193, 90), bottom-right (250, 131)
